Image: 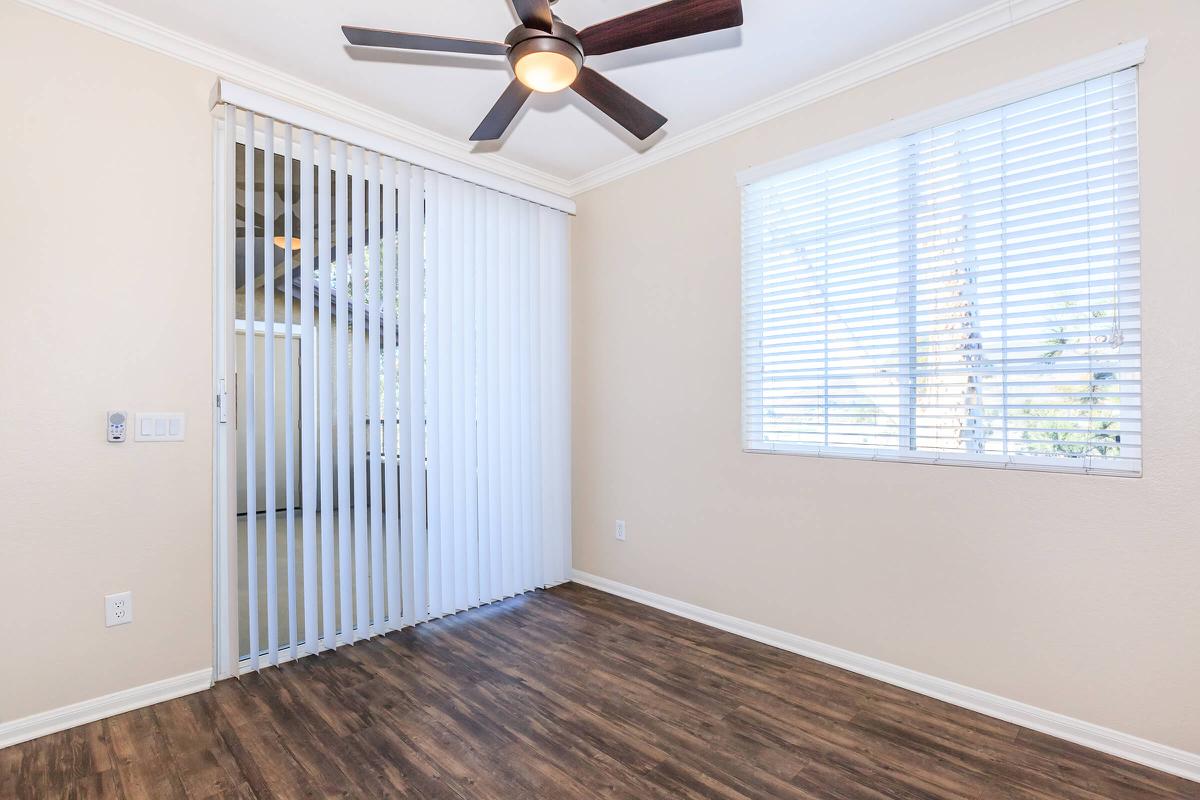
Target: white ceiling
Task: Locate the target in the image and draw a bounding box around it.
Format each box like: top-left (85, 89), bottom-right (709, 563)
top-left (98, 0), bottom-right (999, 182)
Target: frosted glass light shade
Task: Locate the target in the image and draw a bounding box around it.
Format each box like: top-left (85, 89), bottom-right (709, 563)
top-left (515, 50), bottom-right (579, 93)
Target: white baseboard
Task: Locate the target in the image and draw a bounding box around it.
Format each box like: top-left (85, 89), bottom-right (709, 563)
top-left (0, 669), bottom-right (212, 750)
top-left (570, 570), bottom-right (1200, 784)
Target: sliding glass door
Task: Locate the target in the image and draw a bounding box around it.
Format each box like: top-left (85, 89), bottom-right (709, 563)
top-left (214, 107), bottom-right (571, 676)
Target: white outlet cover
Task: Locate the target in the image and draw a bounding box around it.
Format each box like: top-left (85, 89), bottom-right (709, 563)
top-left (615, 520), bottom-right (627, 541)
top-left (105, 591), bottom-right (133, 627)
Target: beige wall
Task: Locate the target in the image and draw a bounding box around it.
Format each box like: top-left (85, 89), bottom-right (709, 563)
top-left (572, 0), bottom-right (1200, 754)
top-left (0, 1), bottom-right (215, 721)
top-left (2, 0), bottom-right (1196, 758)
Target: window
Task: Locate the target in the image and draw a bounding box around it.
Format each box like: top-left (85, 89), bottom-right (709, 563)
top-left (741, 68), bottom-right (1140, 475)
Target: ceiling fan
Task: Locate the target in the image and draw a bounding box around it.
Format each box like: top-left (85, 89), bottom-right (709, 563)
top-left (342, 0), bottom-right (744, 142)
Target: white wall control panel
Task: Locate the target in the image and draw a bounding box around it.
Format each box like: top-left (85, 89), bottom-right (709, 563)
top-left (105, 591), bottom-right (133, 627)
top-left (135, 412), bottom-right (186, 442)
top-left (107, 410), bottom-right (127, 442)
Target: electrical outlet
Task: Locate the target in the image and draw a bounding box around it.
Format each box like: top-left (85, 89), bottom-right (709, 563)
top-left (615, 520), bottom-right (626, 541)
top-left (105, 592), bottom-right (133, 627)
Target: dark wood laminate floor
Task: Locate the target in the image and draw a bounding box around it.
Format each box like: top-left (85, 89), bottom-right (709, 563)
top-left (2, 583), bottom-right (1194, 799)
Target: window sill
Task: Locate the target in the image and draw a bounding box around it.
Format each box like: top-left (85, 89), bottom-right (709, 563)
top-left (742, 444), bottom-right (1141, 478)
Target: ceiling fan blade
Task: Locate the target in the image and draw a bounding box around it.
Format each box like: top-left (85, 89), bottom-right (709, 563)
top-left (342, 26), bottom-right (508, 56)
top-left (577, 0), bottom-right (743, 56)
top-left (572, 67), bottom-right (666, 140)
top-left (470, 79), bottom-right (534, 141)
top-left (509, 0), bottom-right (554, 33)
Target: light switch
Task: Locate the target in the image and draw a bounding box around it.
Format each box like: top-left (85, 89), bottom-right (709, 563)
top-left (135, 413), bottom-right (186, 442)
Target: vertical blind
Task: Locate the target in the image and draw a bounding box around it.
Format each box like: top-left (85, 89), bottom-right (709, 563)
top-left (224, 106), bottom-right (570, 670)
top-left (742, 68), bottom-right (1141, 476)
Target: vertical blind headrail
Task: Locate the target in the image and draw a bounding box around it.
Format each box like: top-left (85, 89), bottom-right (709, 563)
top-left (212, 80), bottom-right (575, 215)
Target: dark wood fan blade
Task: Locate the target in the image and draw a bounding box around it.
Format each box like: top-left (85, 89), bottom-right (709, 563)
top-left (510, 0), bottom-right (554, 32)
top-left (470, 79), bottom-right (534, 141)
top-left (572, 67), bottom-right (667, 140)
top-left (577, 0), bottom-right (742, 56)
top-left (342, 26), bottom-right (509, 55)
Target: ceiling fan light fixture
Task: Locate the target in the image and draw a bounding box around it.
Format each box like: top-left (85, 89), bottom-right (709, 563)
top-left (509, 36), bottom-right (583, 93)
top-left (515, 50), bottom-right (578, 92)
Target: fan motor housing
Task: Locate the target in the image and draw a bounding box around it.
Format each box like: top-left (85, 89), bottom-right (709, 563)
top-left (505, 20), bottom-right (585, 72)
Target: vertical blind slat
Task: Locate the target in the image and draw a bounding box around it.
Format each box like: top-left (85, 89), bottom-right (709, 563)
top-left (470, 185), bottom-right (486, 607)
top-left (518, 202), bottom-right (533, 592)
top-left (317, 135), bottom-right (336, 650)
top-left (554, 209), bottom-right (571, 582)
top-left (439, 174), bottom-right (455, 614)
top-left (222, 104), bottom-right (238, 678)
top-left (498, 196), bottom-right (514, 599)
top-left (263, 118), bottom-right (279, 667)
top-left (536, 207), bottom-right (550, 583)
top-left (351, 146), bottom-right (369, 643)
top-left (367, 152), bottom-right (385, 635)
top-left (452, 179), bottom-right (470, 612)
top-left (282, 125), bottom-right (298, 663)
top-left (242, 108), bottom-right (259, 672)
top-left (299, 129), bottom-right (319, 657)
top-left (382, 158), bottom-right (402, 630)
top-left (426, 173), bottom-right (443, 619)
top-left (508, 197), bottom-right (521, 599)
top-left (486, 192), bottom-right (503, 600)
top-left (395, 162), bottom-right (416, 628)
top-left (334, 141), bottom-right (353, 644)
top-left (407, 167), bottom-right (426, 625)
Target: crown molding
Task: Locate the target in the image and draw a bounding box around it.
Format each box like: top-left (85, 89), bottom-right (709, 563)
top-left (18, 0), bottom-right (1083, 200)
top-left (14, 0), bottom-right (574, 198)
top-left (565, 0), bottom-right (1084, 195)
top-left (737, 37), bottom-right (1145, 187)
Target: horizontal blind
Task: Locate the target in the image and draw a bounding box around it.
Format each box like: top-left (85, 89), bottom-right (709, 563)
top-left (742, 68), bottom-right (1141, 476)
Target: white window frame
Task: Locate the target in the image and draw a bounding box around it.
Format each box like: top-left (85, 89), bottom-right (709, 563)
top-left (738, 41), bottom-right (1146, 477)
